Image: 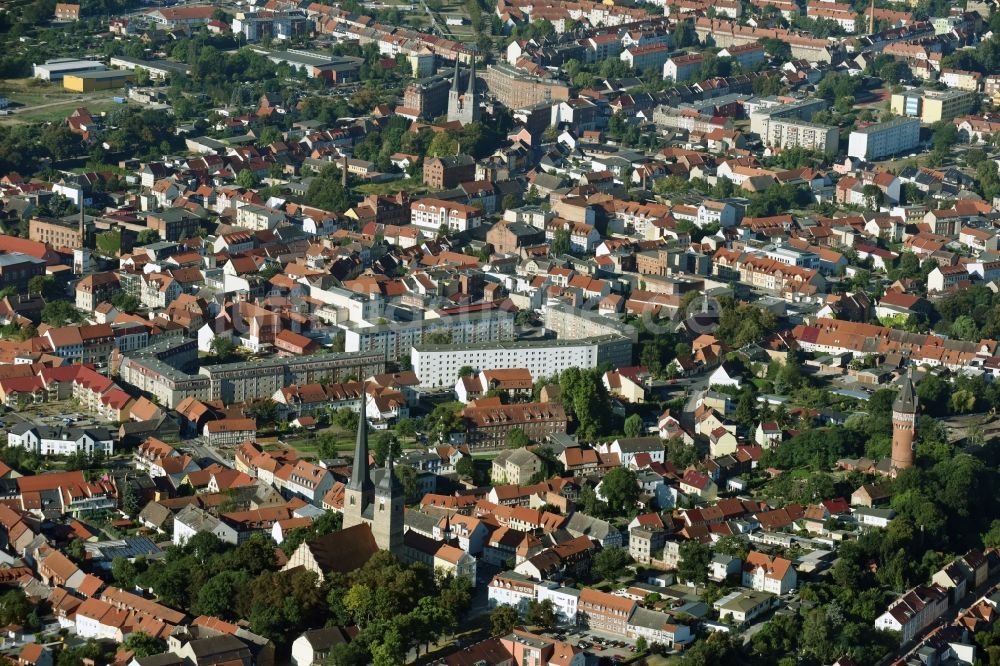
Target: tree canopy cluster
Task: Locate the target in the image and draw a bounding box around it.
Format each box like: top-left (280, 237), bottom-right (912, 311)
top-left (132, 531), bottom-right (471, 664)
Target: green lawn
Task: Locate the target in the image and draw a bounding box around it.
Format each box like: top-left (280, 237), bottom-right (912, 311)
top-left (95, 230), bottom-right (121, 257)
top-left (277, 424), bottom-right (421, 457)
top-left (353, 177), bottom-right (428, 196)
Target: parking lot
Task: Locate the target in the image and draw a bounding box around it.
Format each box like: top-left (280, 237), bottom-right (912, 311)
top-left (542, 627), bottom-right (635, 662)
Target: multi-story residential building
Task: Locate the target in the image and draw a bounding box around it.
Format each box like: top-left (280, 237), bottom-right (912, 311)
top-left (629, 527), bottom-right (667, 565)
top-left (44, 324), bottom-right (115, 366)
top-left (483, 62), bottom-right (571, 108)
top-left (343, 308), bottom-right (515, 363)
top-left (663, 53), bottom-right (704, 81)
top-left (235, 204), bottom-right (285, 231)
top-left (0, 252), bottom-right (46, 293)
top-left (748, 98), bottom-right (828, 136)
top-left (199, 352), bottom-right (384, 404)
top-left (486, 220), bottom-right (546, 253)
top-left (54, 3), bottom-right (81, 20)
top-left (848, 117), bottom-right (921, 161)
top-left (146, 209), bottom-right (203, 241)
top-left (410, 198), bottom-right (483, 233)
top-left (143, 5), bottom-right (215, 27)
top-left (463, 398), bottom-right (567, 449)
top-left (203, 418), bottom-right (256, 446)
top-left (411, 335), bottom-right (633, 388)
top-left (926, 264), bottom-right (969, 293)
top-left (791, 318), bottom-right (995, 371)
top-left (627, 607), bottom-right (692, 648)
top-left (578, 588), bottom-right (636, 636)
top-left (742, 552), bottom-right (797, 594)
top-left (488, 571), bottom-right (537, 614)
top-left (272, 381), bottom-right (364, 419)
top-left (890, 88), bottom-right (976, 123)
top-left (875, 584), bottom-right (949, 643)
top-left (736, 255), bottom-right (825, 295)
top-left (274, 459), bottom-right (333, 506)
top-left (490, 448), bottom-right (542, 484)
top-left (75, 272), bottom-right (119, 312)
top-left (8, 423), bottom-right (114, 456)
top-left (718, 43), bottom-right (765, 68)
top-left (759, 117), bottom-right (839, 153)
top-left (938, 68), bottom-right (981, 92)
top-left (620, 44), bottom-right (670, 72)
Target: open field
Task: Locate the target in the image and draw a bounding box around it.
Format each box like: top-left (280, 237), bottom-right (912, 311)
top-left (0, 78), bottom-right (121, 124)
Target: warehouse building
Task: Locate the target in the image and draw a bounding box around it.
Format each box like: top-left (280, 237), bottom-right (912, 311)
top-left (33, 58), bottom-right (105, 82)
top-left (63, 70), bottom-right (135, 92)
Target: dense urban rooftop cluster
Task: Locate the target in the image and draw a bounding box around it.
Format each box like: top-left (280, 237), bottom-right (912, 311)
top-left (4, 0), bottom-right (1000, 663)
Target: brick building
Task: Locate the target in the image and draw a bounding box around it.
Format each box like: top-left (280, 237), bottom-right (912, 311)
top-left (423, 155), bottom-right (476, 189)
top-left (29, 217), bottom-right (85, 251)
top-left (486, 220), bottom-right (546, 254)
top-left (462, 397), bottom-right (567, 449)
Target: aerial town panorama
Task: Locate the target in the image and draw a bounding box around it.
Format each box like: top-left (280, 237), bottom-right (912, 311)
top-left (2, 0), bottom-right (1000, 664)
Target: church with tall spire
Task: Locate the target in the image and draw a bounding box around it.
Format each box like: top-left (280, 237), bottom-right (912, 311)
top-left (447, 56), bottom-right (480, 125)
top-left (342, 389), bottom-right (404, 554)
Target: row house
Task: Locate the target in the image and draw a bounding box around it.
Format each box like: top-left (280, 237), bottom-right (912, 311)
top-left (410, 198), bottom-right (484, 233)
top-left (135, 437), bottom-right (201, 479)
top-left (791, 318), bottom-right (996, 370)
top-left (736, 255), bottom-right (825, 295)
top-left (875, 584), bottom-right (949, 643)
top-left (203, 418), bottom-right (256, 446)
top-left (272, 381), bottom-right (364, 419)
top-left (43, 324), bottom-right (115, 366)
top-left (274, 460), bottom-right (334, 506)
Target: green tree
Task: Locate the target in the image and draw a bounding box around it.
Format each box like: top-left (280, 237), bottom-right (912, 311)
top-left (677, 540), bottom-right (710, 584)
top-left (525, 599), bottom-right (557, 630)
top-left (983, 519), bottom-right (1000, 549)
top-left (623, 414), bottom-right (643, 438)
top-left (305, 164), bottom-right (352, 211)
top-left (210, 336), bottom-right (237, 363)
top-left (236, 168), bottom-right (260, 189)
top-left (551, 228), bottom-right (571, 256)
top-left (713, 534), bottom-right (749, 560)
top-left (506, 428), bottom-right (530, 449)
top-left (734, 392), bottom-right (758, 428)
top-left (490, 604), bottom-right (520, 636)
top-left (395, 418), bottom-right (417, 440)
top-left (195, 570), bottom-right (250, 619)
top-left (121, 482), bottom-right (142, 516)
top-left (372, 432), bottom-right (402, 465)
top-left (27, 275), bottom-right (57, 299)
top-left (591, 546), bottom-right (631, 582)
top-left (136, 228), bottom-right (160, 245)
top-left (111, 291), bottom-right (141, 314)
top-left (111, 556), bottom-right (139, 589)
top-left (42, 300), bottom-right (83, 327)
top-left (600, 467), bottom-right (640, 515)
top-left (635, 636), bottom-right (648, 654)
top-left (123, 633), bottom-right (166, 658)
top-left (455, 456), bottom-right (475, 479)
top-left (0, 589), bottom-right (31, 626)
top-left (427, 132), bottom-right (460, 158)
top-left (371, 627), bottom-right (405, 666)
